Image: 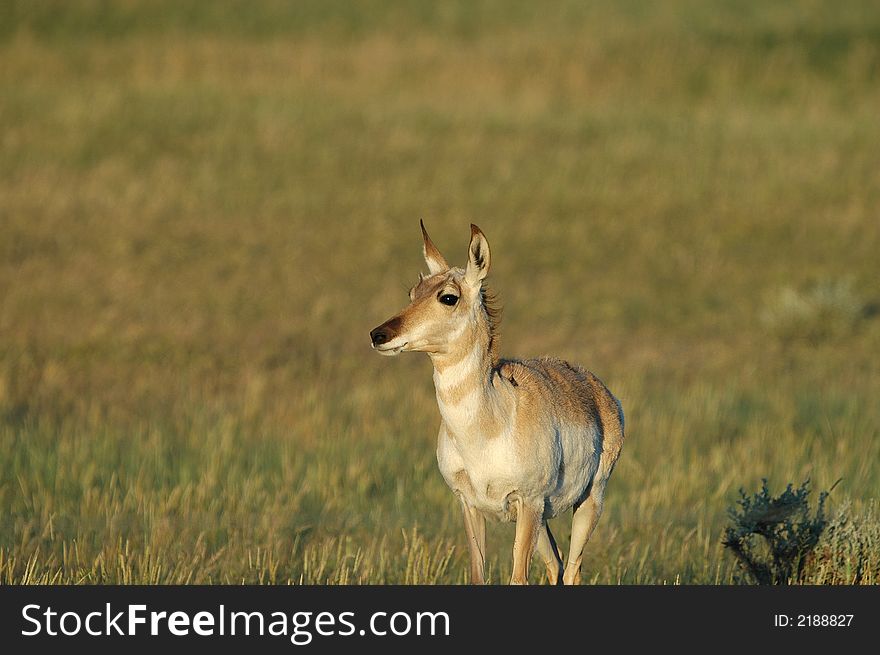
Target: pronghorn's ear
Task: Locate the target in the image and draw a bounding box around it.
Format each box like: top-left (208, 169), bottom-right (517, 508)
top-left (465, 224), bottom-right (490, 286)
top-left (420, 219), bottom-right (449, 275)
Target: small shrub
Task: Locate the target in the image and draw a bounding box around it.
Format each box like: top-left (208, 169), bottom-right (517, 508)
top-left (761, 279), bottom-right (867, 343)
top-left (723, 479), bottom-right (829, 585)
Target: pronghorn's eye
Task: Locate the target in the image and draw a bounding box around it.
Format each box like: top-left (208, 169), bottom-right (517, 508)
top-left (439, 293), bottom-right (458, 306)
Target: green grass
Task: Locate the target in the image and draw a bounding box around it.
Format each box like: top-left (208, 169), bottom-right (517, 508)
top-left (1, 0), bottom-right (879, 584)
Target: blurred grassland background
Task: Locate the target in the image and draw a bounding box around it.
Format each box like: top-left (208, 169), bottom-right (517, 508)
top-left (1, 0), bottom-right (879, 583)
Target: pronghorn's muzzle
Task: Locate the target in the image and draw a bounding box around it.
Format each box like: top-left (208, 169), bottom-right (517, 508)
top-left (370, 326), bottom-right (389, 346)
top-left (370, 317), bottom-right (404, 353)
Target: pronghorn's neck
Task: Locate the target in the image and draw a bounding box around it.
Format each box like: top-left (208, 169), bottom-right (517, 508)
top-left (429, 306), bottom-right (501, 438)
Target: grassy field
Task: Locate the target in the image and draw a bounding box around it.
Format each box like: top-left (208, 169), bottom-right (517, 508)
top-left (1, 0), bottom-right (879, 584)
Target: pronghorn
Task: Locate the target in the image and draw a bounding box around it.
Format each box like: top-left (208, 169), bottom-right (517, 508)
top-left (370, 222), bottom-right (624, 584)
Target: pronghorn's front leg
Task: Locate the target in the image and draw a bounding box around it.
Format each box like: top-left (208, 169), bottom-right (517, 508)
top-left (459, 497), bottom-right (486, 584)
top-left (510, 497), bottom-right (541, 585)
top-left (536, 521), bottom-right (563, 585)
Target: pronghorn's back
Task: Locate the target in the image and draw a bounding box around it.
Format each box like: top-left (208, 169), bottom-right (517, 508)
top-left (498, 357), bottom-right (624, 459)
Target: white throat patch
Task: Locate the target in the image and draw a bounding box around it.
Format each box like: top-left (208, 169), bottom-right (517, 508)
top-left (433, 340), bottom-right (484, 392)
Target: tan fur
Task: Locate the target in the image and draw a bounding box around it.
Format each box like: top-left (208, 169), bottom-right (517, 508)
top-left (370, 223), bottom-right (624, 584)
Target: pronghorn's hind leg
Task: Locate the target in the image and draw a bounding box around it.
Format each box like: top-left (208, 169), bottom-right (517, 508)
top-left (536, 521), bottom-right (563, 585)
top-left (562, 484), bottom-right (606, 585)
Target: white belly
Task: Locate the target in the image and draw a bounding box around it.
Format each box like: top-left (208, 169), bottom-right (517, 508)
top-left (436, 421), bottom-right (601, 521)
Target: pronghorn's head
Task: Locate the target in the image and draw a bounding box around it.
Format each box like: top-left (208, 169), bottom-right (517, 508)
top-left (370, 221), bottom-right (493, 357)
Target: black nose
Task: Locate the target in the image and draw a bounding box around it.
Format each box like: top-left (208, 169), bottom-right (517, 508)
top-left (370, 328), bottom-right (388, 346)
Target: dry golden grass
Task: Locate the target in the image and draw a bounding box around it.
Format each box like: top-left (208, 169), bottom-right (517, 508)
top-left (1, 1), bottom-right (879, 583)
